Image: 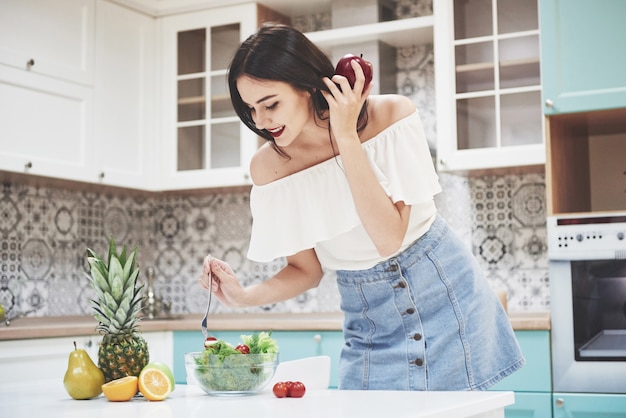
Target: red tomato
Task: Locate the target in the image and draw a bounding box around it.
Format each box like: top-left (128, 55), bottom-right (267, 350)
top-left (235, 344), bottom-right (250, 354)
top-left (289, 381), bottom-right (306, 398)
top-left (204, 336), bottom-right (218, 348)
top-left (272, 382), bottom-right (289, 398)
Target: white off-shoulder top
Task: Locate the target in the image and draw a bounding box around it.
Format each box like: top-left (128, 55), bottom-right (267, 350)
top-left (247, 110), bottom-right (442, 271)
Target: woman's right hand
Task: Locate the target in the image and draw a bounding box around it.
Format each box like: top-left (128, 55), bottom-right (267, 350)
top-left (199, 256), bottom-right (246, 308)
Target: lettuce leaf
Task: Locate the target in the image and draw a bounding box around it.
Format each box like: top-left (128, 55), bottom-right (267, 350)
top-left (241, 331), bottom-right (279, 354)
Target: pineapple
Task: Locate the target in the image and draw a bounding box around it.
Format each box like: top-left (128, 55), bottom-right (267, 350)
top-left (86, 237), bottom-right (149, 382)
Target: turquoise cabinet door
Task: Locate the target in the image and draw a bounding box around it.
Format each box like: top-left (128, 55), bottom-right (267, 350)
top-left (173, 330), bottom-right (344, 387)
top-left (491, 331), bottom-right (551, 392)
top-left (540, 0), bottom-right (626, 114)
top-left (553, 393), bottom-right (626, 417)
top-left (490, 331), bottom-right (552, 418)
top-left (505, 392), bottom-right (552, 418)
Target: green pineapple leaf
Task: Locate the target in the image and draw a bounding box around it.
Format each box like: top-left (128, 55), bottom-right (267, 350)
top-left (115, 307), bottom-right (129, 326)
top-left (103, 292), bottom-right (119, 314)
top-left (87, 277), bottom-right (107, 302)
top-left (107, 236), bottom-right (117, 269)
top-left (121, 283), bottom-right (135, 306)
top-left (129, 291), bottom-right (144, 316)
top-left (119, 244), bottom-right (128, 268)
top-left (109, 265), bottom-right (125, 302)
top-left (122, 250), bottom-right (137, 285)
top-left (87, 257), bottom-right (111, 293)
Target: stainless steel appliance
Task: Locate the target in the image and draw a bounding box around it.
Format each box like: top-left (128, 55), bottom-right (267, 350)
top-left (548, 212), bottom-right (626, 393)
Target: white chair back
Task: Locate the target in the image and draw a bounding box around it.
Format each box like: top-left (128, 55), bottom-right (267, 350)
top-left (268, 355), bottom-right (331, 390)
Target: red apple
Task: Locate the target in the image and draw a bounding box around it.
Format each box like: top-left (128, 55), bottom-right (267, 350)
top-left (334, 53), bottom-right (373, 89)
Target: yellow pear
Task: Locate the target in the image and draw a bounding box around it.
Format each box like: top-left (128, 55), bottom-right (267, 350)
top-left (63, 341), bottom-right (105, 400)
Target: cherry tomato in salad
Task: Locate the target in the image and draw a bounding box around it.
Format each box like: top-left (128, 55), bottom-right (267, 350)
top-left (235, 344), bottom-right (250, 354)
top-left (272, 382), bottom-right (289, 398)
top-left (204, 336), bottom-right (218, 348)
top-left (289, 381), bottom-right (306, 398)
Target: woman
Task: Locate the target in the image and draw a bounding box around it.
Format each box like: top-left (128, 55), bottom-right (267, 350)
top-left (199, 23), bottom-right (524, 391)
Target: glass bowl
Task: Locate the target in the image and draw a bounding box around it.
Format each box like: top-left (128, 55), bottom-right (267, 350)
top-left (185, 351), bottom-right (278, 396)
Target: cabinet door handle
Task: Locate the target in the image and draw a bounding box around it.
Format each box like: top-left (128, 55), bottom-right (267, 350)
top-left (27, 59), bottom-right (35, 68)
top-left (555, 397), bottom-right (564, 407)
top-left (313, 334), bottom-right (322, 344)
top-left (99, 172), bottom-right (105, 180)
top-left (545, 99), bottom-right (554, 108)
top-left (25, 161), bottom-right (33, 169)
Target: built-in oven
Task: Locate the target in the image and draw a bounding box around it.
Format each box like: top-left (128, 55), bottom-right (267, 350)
top-left (548, 212), bottom-right (626, 393)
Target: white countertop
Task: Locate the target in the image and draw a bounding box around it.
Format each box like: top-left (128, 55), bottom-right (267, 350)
top-left (0, 380), bottom-right (514, 418)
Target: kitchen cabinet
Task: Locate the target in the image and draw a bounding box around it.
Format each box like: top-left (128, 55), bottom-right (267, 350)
top-left (0, 66), bottom-right (95, 182)
top-left (0, 335), bottom-right (99, 384)
top-left (0, 0), bottom-right (96, 182)
top-left (553, 393), bottom-right (626, 418)
top-left (490, 330), bottom-right (552, 418)
top-left (541, 0), bottom-right (626, 216)
top-left (173, 330), bottom-right (344, 388)
top-left (0, 0), bottom-right (95, 86)
top-left (539, 0), bottom-right (626, 115)
top-left (0, 0), bottom-right (158, 188)
top-left (545, 107), bottom-right (626, 216)
top-left (434, 0), bottom-right (545, 171)
top-left (158, 4), bottom-right (287, 190)
top-left (0, 332), bottom-right (173, 384)
top-left (93, 0), bottom-right (157, 189)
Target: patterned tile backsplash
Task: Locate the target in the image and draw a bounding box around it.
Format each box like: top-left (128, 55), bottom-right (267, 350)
top-left (0, 169), bottom-right (549, 319)
top-left (0, 0), bottom-right (550, 319)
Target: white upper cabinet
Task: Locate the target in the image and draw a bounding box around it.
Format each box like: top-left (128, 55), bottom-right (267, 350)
top-left (0, 0), bottom-right (96, 182)
top-left (0, 0), bottom-right (95, 86)
top-left (158, 4), bottom-right (262, 190)
top-left (434, 0), bottom-right (545, 172)
top-left (93, 0), bottom-right (157, 190)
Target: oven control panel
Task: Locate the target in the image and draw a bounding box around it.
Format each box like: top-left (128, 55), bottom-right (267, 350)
top-left (547, 213), bottom-right (626, 260)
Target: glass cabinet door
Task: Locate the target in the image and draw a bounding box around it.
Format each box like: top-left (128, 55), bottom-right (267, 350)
top-left (453, 0), bottom-right (542, 152)
top-left (176, 23), bottom-right (241, 172)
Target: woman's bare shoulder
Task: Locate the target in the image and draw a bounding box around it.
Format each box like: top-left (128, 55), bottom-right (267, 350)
top-left (364, 94), bottom-right (417, 138)
top-left (249, 142), bottom-right (289, 186)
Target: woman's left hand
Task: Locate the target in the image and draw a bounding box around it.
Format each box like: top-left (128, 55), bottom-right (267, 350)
top-left (321, 59), bottom-right (373, 143)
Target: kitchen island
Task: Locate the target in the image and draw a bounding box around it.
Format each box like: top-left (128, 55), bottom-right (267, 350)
top-left (0, 379), bottom-right (514, 418)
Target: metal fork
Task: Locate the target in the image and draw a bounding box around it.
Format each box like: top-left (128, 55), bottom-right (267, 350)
top-left (201, 254), bottom-right (212, 339)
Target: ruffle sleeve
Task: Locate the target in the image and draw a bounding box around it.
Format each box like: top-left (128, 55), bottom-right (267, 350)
top-left (247, 110), bottom-right (441, 262)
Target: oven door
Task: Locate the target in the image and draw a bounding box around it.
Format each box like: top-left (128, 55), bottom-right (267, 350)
top-left (551, 259), bottom-right (626, 393)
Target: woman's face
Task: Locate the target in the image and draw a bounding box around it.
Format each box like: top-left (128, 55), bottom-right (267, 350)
top-left (236, 76), bottom-right (313, 147)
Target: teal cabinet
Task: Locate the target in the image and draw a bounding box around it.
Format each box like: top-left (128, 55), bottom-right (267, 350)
top-left (540, 0), bottom-right (626, 114)
top-left (490, 330), bottom-right (552, 418)
top-left (553, 393), bottom-right (626, 417)
top-left (505, 393), bottom-right (553, 418)
top-left (173, 330), bottom-right (344, 388)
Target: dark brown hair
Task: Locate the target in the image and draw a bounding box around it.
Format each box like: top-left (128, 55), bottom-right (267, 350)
top-left (228, 23), bottom-right (367, 158)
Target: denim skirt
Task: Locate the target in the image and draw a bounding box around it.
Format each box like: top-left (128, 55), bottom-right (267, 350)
top-left (336, 215), bottom-right (525, 391)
